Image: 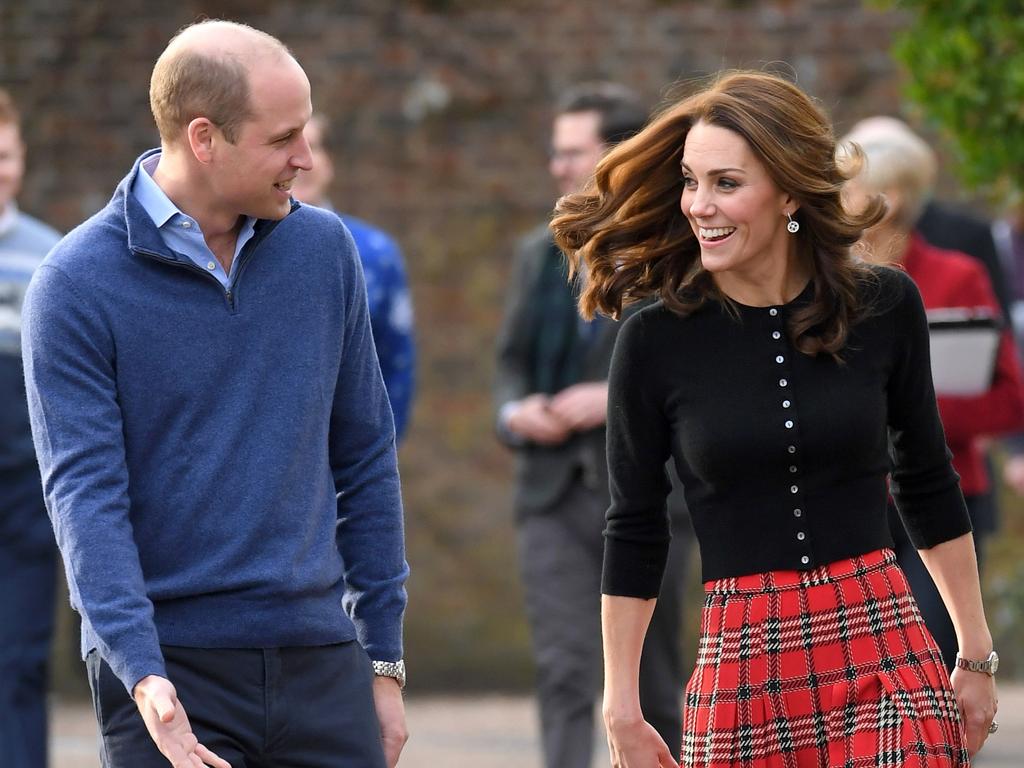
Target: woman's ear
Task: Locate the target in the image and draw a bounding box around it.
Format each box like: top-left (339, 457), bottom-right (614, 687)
top-left (781, 193), bottom-right (799, 218)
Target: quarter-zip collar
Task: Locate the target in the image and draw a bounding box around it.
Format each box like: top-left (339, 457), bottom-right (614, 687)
top-left (118, 148), bottom-right (300, 263)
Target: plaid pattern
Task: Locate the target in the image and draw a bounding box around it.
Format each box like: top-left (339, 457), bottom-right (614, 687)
top-left (682, 549), bottom-right (969, 767)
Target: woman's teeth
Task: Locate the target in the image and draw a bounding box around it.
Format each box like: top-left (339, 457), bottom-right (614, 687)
top-left (699, 226), bottom-right (735, 241)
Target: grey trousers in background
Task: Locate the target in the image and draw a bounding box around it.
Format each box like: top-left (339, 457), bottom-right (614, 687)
top-left (517, 480), bottom-right (691, 768)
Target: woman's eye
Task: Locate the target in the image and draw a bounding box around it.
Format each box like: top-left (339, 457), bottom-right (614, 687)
top-left (718, 177), bottom-right (738, 190)
top-left (682, 175), bottom-right (696, 189)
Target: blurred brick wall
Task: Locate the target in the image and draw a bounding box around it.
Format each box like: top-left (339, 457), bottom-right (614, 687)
top-left (3, 0), bottom-right (913, 690)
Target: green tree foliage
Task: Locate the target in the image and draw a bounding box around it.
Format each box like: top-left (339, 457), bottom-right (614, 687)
top-left (885, 0), bottom-right (1024, 196)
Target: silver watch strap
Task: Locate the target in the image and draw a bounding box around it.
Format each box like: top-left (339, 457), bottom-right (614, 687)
top-left (371, 659), bottom-right (406, 688)
top-left (954, 651), bottom-right (998, 676)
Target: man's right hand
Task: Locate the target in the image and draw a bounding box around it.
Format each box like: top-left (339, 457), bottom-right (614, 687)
top-left (506, 394), bottom-right (572, 445)
top-left (133, 675), bottom-right (232, 768)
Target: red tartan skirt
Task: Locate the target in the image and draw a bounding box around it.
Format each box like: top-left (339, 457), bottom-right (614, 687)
top-left (681, 549), bottom-right (969, 767)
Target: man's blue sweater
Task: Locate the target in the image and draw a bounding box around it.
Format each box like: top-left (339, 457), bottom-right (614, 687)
top-left (22, 152), bottom-right (409, 694)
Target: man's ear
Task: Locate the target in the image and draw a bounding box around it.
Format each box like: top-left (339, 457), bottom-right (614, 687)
top-left (186, 118), bottom-right (216, 164)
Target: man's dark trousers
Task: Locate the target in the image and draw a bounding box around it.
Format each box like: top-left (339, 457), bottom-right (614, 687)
top-left (88, 642), bottom-right (386, 768)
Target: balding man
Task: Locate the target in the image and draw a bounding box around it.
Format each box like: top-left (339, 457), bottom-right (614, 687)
top-left (22, 20), bottom-right (409, 768)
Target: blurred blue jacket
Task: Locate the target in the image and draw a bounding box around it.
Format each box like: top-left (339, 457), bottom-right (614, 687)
top-left (342, 215), bottom-right (415, 440)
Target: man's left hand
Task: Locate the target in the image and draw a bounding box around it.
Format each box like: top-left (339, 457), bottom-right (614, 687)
top-left (548, 382), bottom-right (609, 432)
top-left (372, 675), bottom-right (408, 767)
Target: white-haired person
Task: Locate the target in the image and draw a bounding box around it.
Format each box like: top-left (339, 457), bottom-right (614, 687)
top-left (841, 117), bottom-right (1024, 676)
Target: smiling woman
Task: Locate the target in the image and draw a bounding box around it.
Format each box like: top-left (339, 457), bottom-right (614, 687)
top-left (551, 71), bottom-right (998, 767)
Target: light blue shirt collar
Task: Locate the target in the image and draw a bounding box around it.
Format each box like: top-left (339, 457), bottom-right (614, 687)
top-left (131, 153), bottom-right (256, 289)
top-left (133, 155), bottom-right (180, 229)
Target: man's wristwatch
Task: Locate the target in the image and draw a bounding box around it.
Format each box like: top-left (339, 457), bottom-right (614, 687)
top-left (371, 659), bottom-right (406, 688)
top-left (955, 650), bottom-right (999, 676)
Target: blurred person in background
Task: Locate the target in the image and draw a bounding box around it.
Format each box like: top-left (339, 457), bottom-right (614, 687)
top-left (917, 181), bottom-right (1011, 320)
top-left (555, 69), bottom-right (996, 766)
top-left (851, 117), bottom-right (1010, 317)
top-left (851, 117), bottom-right (1014, 588)
top-left (842, 117), bottom-right (1024, 672)
top-left (0, 86), bottom-right (62, 768)
top-left (22, 20), bottom-right (408, 768)
top-left (292, 113), bottom-right (415, 440)
top-left (991, 200), bottom-right (1024, 493)
top-left (495, 82), bottom-right (692, 768)
top-left (992, 197), bottom-right (1024, 334)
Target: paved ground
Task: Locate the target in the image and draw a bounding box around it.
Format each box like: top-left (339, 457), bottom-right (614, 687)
top-left (53, 687), bottom-right (1023, 767)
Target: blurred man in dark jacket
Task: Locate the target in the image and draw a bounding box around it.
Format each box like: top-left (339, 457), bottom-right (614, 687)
top-left (495, 83), bottom-right (693, 768)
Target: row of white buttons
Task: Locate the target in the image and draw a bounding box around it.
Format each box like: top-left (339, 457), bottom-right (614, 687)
top-left (772, 314), bottom-right (810, 566)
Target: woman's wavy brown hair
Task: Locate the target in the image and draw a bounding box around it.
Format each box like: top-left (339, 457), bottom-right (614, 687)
top-left (551, 70), bottom-right (886, 357)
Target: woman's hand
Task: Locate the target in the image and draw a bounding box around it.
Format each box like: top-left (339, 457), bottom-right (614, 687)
top-left (950, 667), bottom-right (998, 756)
top-left (604, 710), bottom-right (676, 768)
top-left (601, 595), bottom-right (670, 767)
top-left (915, 535), bottom-right (997, 756)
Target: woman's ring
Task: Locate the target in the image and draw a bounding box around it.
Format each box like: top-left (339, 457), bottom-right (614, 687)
top-left (989, 720), bottom-right (999, 734)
